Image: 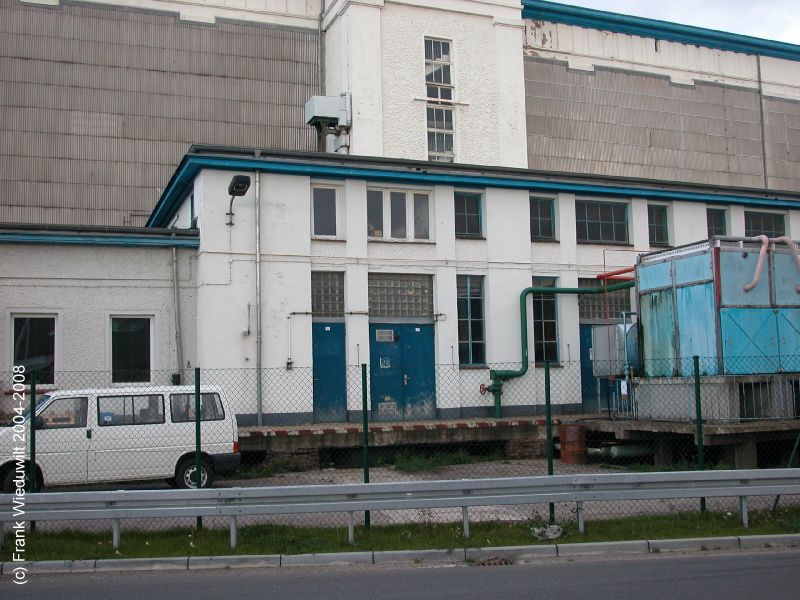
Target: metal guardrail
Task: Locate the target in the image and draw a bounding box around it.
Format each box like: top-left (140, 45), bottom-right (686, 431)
top-left (2, 469), bottom-right (799, 549)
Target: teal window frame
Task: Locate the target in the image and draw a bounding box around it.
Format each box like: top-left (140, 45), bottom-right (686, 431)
top-left (457, 275), bottom-right (485, 366)
top-left (744, 210), bottom-right (785, 238)
top-left (575, 200), bottom-right (628, 244)
top-left (454, 191), bottom-right (483, 238)
top-left (530, 196), bottom-right (556, 241)
top-left (648, 204), bottom-right (669, 246)
top-left (706, 208), bottom-right (727, 237)
top-left (531, 276), bottom-right (559, 364)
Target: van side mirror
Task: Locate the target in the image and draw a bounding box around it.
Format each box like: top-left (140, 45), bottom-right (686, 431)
top-left (35, 416), bottom-right (44, 430)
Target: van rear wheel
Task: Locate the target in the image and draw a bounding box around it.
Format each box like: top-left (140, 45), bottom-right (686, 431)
top-left (176, 458), bottom-right (213, 489)
top-left (2, 466), bottom-right (40, 493)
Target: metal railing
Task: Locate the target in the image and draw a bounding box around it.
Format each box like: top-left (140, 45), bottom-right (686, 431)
top-left (2, 469), bottom-right (798, 549)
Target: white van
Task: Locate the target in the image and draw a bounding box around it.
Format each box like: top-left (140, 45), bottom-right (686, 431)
top-left (0, 385), bottom-right (240, 492)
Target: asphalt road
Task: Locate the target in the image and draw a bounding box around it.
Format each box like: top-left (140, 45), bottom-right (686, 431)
top-left (5, 549), bottom-right (799, 600)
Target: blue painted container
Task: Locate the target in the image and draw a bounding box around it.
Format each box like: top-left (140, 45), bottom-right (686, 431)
top-left (636, 238), bottom-right (800, 377)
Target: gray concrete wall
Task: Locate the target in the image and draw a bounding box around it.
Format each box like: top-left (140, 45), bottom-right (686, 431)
top-left (0, 0), bottom-right (319, 226)
top-left (524, 57), bottom-right (800, 193)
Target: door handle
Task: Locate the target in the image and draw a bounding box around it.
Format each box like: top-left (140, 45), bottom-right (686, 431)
top-left (403, 374), bottom-right (409, 386)
top-left (86, 429), bottom-right (92, 439)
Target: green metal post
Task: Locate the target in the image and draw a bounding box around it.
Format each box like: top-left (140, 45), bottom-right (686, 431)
top-left (195, 367), bottom-right (203, 529)
top-left (29, 371), bottom-right (37, 532)
top-left (361, 364), bottom-right (370, 529)
top-left (693, 356), bottom-right (706, 513)
top-left (545, 361), bottom-right (554, 524)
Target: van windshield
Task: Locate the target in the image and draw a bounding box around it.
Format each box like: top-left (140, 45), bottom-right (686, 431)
top-left (0, 394), bottom-right (51, 427)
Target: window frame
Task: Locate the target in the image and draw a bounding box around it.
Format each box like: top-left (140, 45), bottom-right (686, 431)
top-left (424, 37), bottom-right (455, 162)
top-left (109, 315), bottom-right (154, 384)
top-left (37, 396), bottom-right (88, 430)
top-left (575, 199), bottom-right (629, 244)
top-left (647, 203), bottom-right (670, 247)
top-left (11, 313), bottom-right (56, 385)
top-left (96, 394), bottom-right (165, 427)
top-left (744, 210), bottom-right (786, 238)
top-left (169, 392), bottom-right (225, 423)
top-left (706, 207), bottom-right (727, 238)
top-left (454, 190), bottom-right (484, 239)
top-left (531, 276), bottom-right (559, 365)
top-left (457, 274), bottom-right (486, 367)
top-left (311, 184), bottom-right (345, 239)
top-left (367, 187), bottom-right (433, 242)
top-left (530, 196), bottom-right (557, 242)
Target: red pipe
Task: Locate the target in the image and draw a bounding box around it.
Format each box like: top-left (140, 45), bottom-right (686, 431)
top-left (596, 266), bottom-right (635, 280)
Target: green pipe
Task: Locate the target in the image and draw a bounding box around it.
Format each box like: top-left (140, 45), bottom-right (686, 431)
top-left (488, 280), bottom-right (635, 417)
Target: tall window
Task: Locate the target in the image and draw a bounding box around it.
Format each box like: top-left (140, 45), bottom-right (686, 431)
top-left (457, 275), bottom-right (485, 366)
top-left (707, 208), bottom-right (727, 237)
top-left (367, 189), bottom-right (430, 240)
top-left (12, 315), bottom-right (55, 384)
top-left (312, 186), bottom-right (339, 237)
top-left (575, 200), bottom-right (628, 243)
top-left (530, 196), bottom-right (555, 241)
top-left (111, 317), bottom-right (151, 383)
top-left (531, 277), bottom-right (558, 363)
top-left (425, 38), bottom-right (454, 162)
top-left (454, 191), bottom-right (482, 237)
top-left (745, 211), bottom-right (785, 238)
top-left (648, 204), bottom-right (669, 246)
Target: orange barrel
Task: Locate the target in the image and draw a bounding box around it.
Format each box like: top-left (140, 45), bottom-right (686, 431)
top-left (559, 424), bottom-right (587, 464)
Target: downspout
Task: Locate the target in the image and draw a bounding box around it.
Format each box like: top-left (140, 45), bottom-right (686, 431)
top-left (487, 280), bottom-right (635, 417)
top-left (255, 171), bottom-right (263, 426)
top-left (171, 243), bottom-right (184, 380)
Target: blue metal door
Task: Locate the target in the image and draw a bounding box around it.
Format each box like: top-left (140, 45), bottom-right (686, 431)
top-left (312, 322), bottom-right (347, 423)
top-left (579, 324), bottom-right (597, 411)
top-left (370, 324), bottom-right (436, 421)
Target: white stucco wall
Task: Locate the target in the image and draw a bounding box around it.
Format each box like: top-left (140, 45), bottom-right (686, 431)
top-left (0, 243), bottom-right (197, 382)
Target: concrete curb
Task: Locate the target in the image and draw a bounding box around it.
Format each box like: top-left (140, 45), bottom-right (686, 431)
top-left (4, 534), bottom-right (800, 575)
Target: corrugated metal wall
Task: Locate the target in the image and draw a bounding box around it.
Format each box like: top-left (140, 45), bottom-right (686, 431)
top-left (0, 0), bottom-right (319, 226)
top-left (524, 57), bottom-right (800, 193)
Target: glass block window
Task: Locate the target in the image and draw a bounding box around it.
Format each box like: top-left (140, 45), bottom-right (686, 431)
top-left (648, 204), bottom-right (669, 246)
top-left (457, 275), bottom-right (485, 366)
top-left (745, 211), bottom-right (785, 238)
top-left (311, 271), bottom-right (344, 318)
top-left (368, 273), bottom-right (434, 318)
top-left (576, 200), bottom-right (628, 243)
top-left (578, 278), bottom-right (632, 321)
top-left (530, 196), bottom-right (555, 241)
top-left (12, 315), bottom-right (55, 384)
top-left (454, 191), bottom-right (482, 237)
top-left (707, 208), bottom-right (727, 237)
top-left (531, 277), bottom-right (558, 363)
top-left (425, 38), bottom-right (454, 162)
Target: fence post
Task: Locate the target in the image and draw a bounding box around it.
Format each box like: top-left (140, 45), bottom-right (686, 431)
top-left (361, 364), bottom-right (370, 530)
top-left (693, 355), bottom-right (706, 513)
top-left (29, 370), bottom-right (37, 532)
top-left (545, 361), bottom-right (554, 524)
top-left (195, 367), bottom-right (203, 529)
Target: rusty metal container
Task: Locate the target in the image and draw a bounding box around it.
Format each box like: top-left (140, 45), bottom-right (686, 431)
top-left (559, 424), bottom-right (587, 464)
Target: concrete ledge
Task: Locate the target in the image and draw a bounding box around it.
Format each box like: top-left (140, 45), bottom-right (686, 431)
top-left (649, 536), bottom-right (740, 553)
top-left (70, 560), bottom-right (97, 573)
top-left (189, 555), bottom-right (280, 570)
top-left (466, 544), bottom-right (557, 562)
top-left (373, 549), bottom-right (465, 564)
top-left (738, 534), bottom-right (800, 549)
top-left (557, 540), bottom-right (649, 557)
top-left (95, 557), bottom-right (189, 572)
top-left (281, 552), bottom-right (373, 566)
top-left (1, 560), bottom-right (73, 575)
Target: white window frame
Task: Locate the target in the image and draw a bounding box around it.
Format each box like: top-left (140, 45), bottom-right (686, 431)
top-left (311, 184), bottom-right (345, 240)
top-left (108, 314), bottom-right (155, 384)
top-left (424, 37), bottom-right (455, 162)
top-left (9, 312), bottom-right (58, 384)
top-left (367, 187), bottom-right (434, 242)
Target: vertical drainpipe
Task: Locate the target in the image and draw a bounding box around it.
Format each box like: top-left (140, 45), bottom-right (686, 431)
top-left (255, 171), bottom-right (263, 426)
top-left (756, 53), bottom-right (769, 190)
top-left (171, 243), bottom-right (184, 377)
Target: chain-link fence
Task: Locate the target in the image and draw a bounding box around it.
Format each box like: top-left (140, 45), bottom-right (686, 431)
top-left (2, 357), bottom-right (798, 533)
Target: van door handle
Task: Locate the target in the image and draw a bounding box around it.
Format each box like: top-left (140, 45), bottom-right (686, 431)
top-left (86, 429), bottom-right (92, 439)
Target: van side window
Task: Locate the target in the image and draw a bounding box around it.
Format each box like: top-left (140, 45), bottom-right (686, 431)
top-left (97, 394), bottom-right (165, 426)
top-left (170, 393), bottom-right (224, 423)
top-left (38, 397), bottom-right (88, 429)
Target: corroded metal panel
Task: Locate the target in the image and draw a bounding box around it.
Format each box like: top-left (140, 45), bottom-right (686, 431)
top-left (774, 253), bottom-right (800, 307)
top-left (0, 0), bottom-right (319, 226)
top-left (640, 290), bottom-right (677, 376)
top-left (720, 251), bottom-right (770, 307)
top-left (674, 253), bottom-right (713, 286)
top-left (637, 261), bottom-right (672, 292)
top-left (675, 283), bottom-right (718, 375)
top-left (720, 308), bottom-right (779, 374)
top-left (776, 309), bottom-right (800, 371)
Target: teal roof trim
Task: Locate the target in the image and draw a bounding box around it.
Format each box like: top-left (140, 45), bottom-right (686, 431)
top-left (522, 1), bottom-right (800, 62)
top-left (0, 232), bottom-right (199, 248)
top-left (148, 154), bottom-right (800, 228)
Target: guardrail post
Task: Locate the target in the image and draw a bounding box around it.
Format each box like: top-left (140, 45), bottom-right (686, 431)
top-left (693, 356), bottom-right (706, 513)
top-left (29, 371), bottom-right (37, 533)
top-left (195, 367), bottom-right (203, 530)
top-left (545, 361), bottom-right (554, 525)
top-left (739, 496), bottom-right (749, 527)
top-left (462, 507), bottom-right (470, 539)
top-left (230, 516), bottom-right (237, 549)
top-left (577, 501), bottom-right (585, 534)
top-left (361, 364), bottom-right (370, 530)
top-left (112, 519), bottom-right (121, 549)
top-left (347, 512), bottom-right (355, 545)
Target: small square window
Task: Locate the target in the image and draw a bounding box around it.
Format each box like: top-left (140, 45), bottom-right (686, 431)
top-left (455, 191), bottom-right (482, 238)
top-left (648, 204), bottom-right (669, 246)
top-left (707, 208), bottom-right (727, 237)
top-left (312, 187), bottom-right (338, 237)
top-left (530, 196), bottom-right (555, 241)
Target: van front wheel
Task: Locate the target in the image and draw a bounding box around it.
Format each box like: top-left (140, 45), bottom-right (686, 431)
top-left (176, 458), bottom-right (214, 489)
